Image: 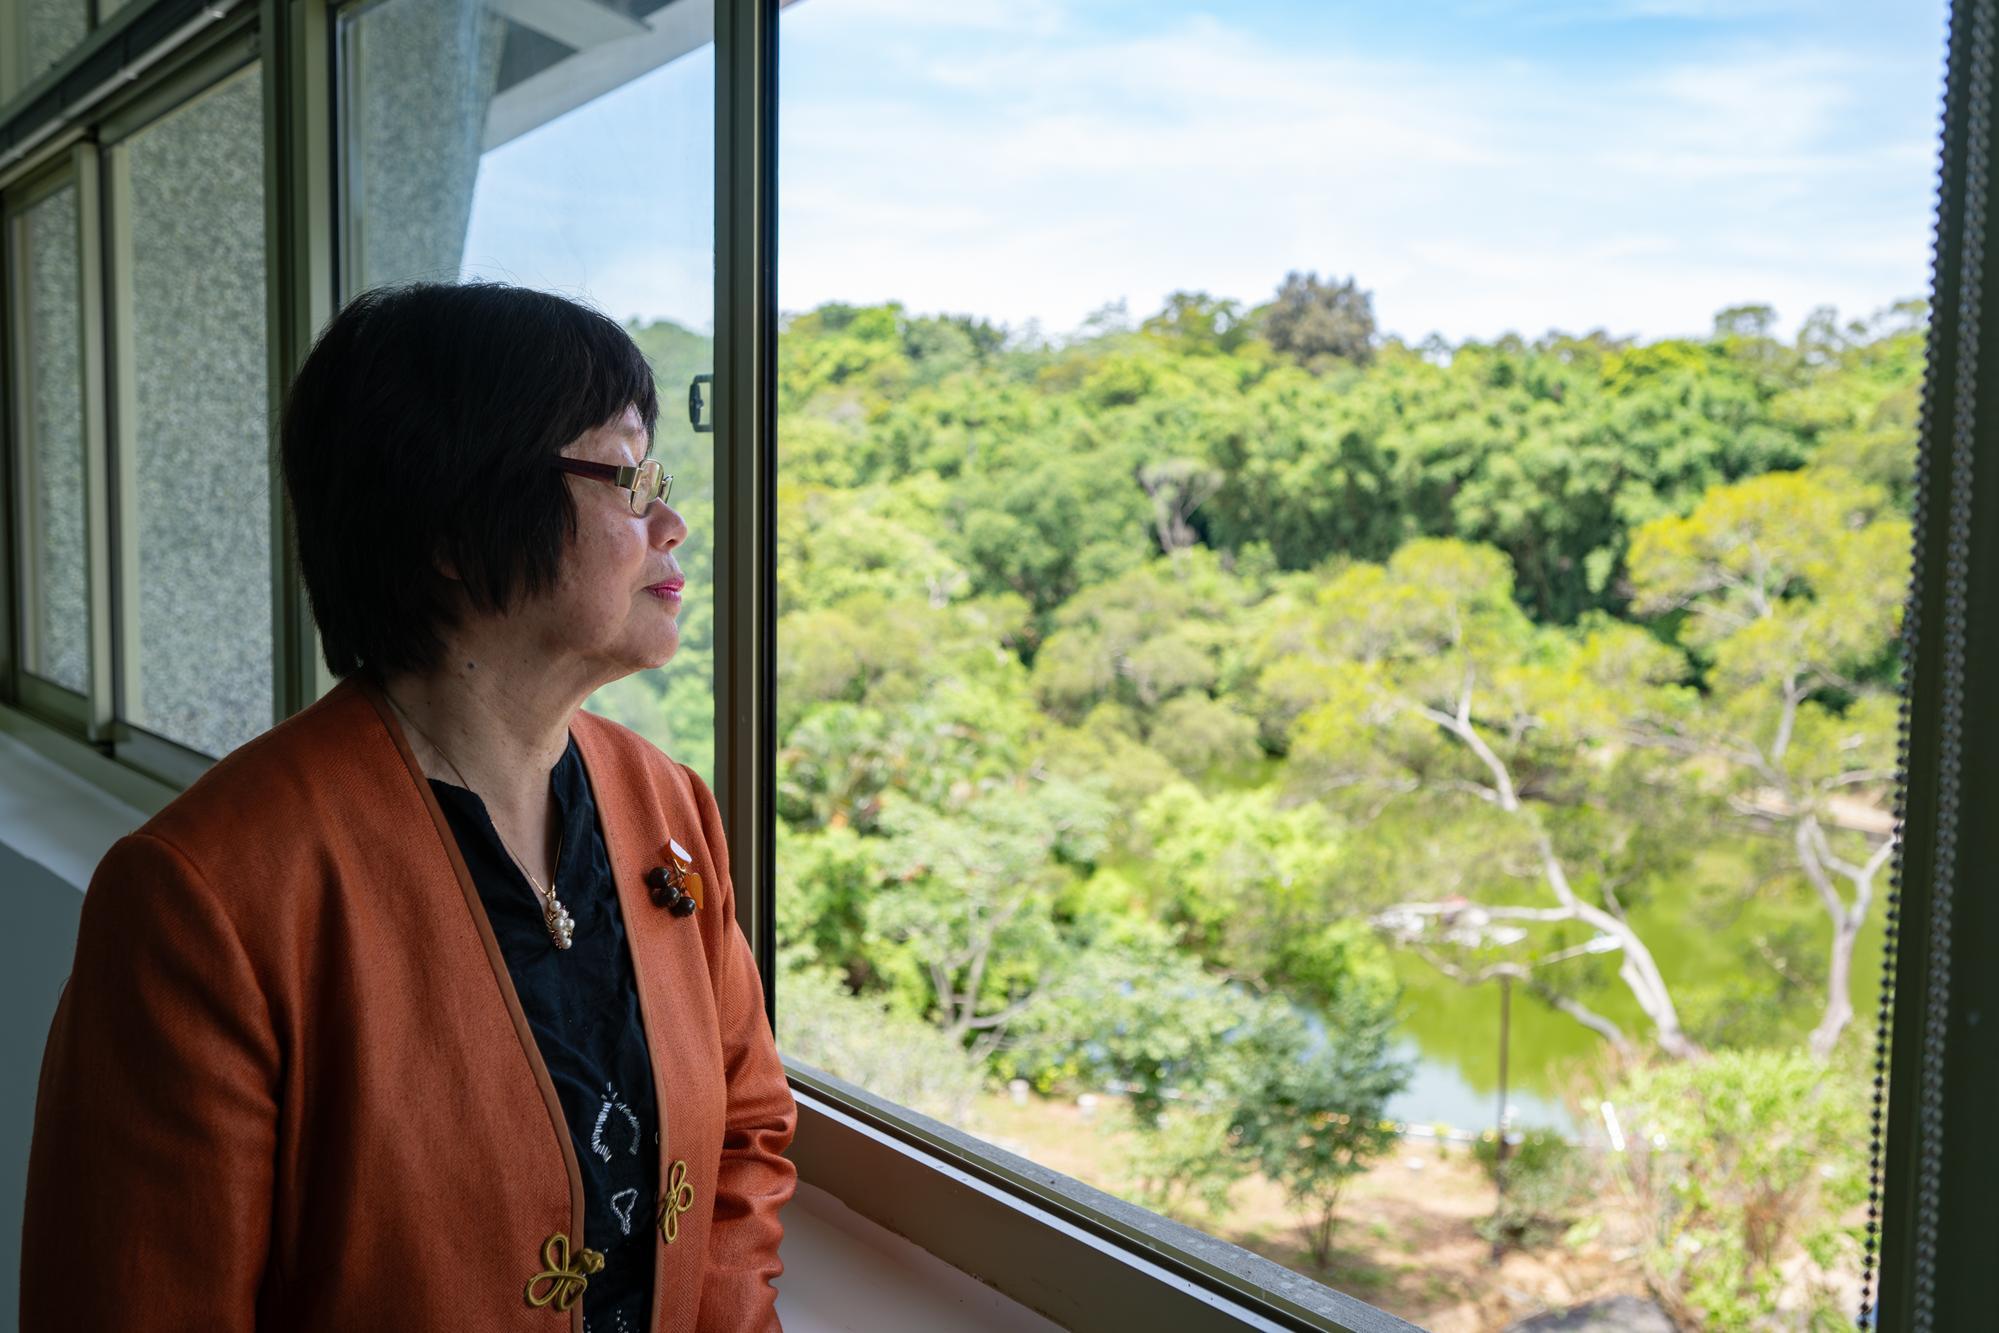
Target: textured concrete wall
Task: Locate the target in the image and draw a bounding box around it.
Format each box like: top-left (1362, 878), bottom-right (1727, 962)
top-left (123, 67), bottom-right (272, 758)
top-left (18, 0), bottom-right (86, 89)
top-left (20, 184), bottom-right (88, 693)
top-left (346, 0), bottom-right (506, 289)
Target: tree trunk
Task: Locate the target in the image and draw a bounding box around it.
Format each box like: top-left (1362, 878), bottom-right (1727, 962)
top-left (1809, 915), bottom-right (1860, 1060)
top-left (1417, 698), bottom-right (1700, 1058)
top-left (1794, 815), bottom-right (1893, 1061)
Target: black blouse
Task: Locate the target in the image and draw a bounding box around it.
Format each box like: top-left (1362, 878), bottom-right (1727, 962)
top-left (430, 732), bottom-right (658, 1333)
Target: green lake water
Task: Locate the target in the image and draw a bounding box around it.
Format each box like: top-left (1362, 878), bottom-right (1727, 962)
top-left (1384, 863), bottom-right (1891, 1139)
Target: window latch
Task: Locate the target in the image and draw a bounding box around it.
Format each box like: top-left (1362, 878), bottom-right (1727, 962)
top-left (688, 373), bottom-right (714, 434)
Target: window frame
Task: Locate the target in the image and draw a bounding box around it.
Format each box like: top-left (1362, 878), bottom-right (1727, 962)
top-left (0, 0), bottom-right (1985, 1327)
top-left (733, 3), bottom-right (1980, 1329)
top-left (1, 0), bottom-right (94, 109)
top-left (263, 0), bottom-right (338, 720)
top-left (2, 152), bottom-right (110, 736)
top-left (0, 2), bottom-right (283, 788)
top-left (100, 29), bottom-right (272, 785)
top-left (714, 0), bottom-right (779, 1005)
top-left (1874, 0), bottom-right (1999, 1322)
top-left (787, 1063), bottom-right (1423, 1333)
top-left (0, 0), bottom-right (256, 174)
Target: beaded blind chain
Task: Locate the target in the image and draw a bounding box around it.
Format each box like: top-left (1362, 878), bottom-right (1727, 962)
top-left (1857, 4), bottom-right (1987, 1324)
top-left (1913, 8), bottom-right (1986, 1320)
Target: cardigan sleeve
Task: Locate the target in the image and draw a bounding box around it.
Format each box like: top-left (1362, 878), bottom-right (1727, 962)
top-left (21, 831), bottom-right (280, 1333)
top-left (682, 765), bottom-right (799, 1332)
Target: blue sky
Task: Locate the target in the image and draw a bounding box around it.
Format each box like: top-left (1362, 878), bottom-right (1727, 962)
top-left (466, 0), bottom-right (1947, 344)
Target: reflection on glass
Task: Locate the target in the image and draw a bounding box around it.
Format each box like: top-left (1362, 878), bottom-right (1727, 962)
top-left (123, 68), bottom-right (271, 758)
top-left (14, 185), bottom-right (89, 694)
top-left (773, 2), bottom-right (1942, 1327)
top-left (340, 0), bottom-right (717, 783)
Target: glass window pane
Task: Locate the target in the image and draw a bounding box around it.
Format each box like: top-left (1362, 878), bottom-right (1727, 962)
top-left (1, 0), bottom-right (92, 102)
top-left (775, 2), bottom-right (1945, 1325)
top-left (14, 184), bottom-right (90, 695)
top-left (122, 68), bottom-right (271, 758)
top-left (340, 0), bottom-right (716, 784)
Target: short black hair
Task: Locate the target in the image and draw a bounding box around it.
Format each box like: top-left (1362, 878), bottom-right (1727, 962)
top-left (280, 282), bottom-right (661, 681)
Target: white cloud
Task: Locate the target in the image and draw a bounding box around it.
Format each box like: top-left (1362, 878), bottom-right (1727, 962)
top-left (775, 8), bottom-right (1938, 342)
top-left (1462, 0), bottom-right (1819, 23)
top-left (792, 0), bottom-right (1069, 36)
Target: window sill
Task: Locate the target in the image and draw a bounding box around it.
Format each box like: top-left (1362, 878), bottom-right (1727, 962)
top-left (0, 703), bottom-right (163, 888)
top-left (785, 1062), bottom-right (1419, 1333)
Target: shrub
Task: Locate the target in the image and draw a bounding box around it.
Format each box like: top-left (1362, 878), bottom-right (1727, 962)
top-left (1229, 993), bottom-right (1414, 1268)
top-left (776, 964), bottom-right (985, 1125)
top-left (1116, 1105), bottom-right (1248, 1225)
top-left (1610, 1049), bottom-right (1867, 1330)
top-left (1471, 1128), bottom-right (1594, 1249)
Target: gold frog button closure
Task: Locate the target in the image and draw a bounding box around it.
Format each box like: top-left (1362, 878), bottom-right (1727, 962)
top-left (657, 1159), bottom-right (696, 1244)
top-left (525, 1232), bottom-right (604, 1313)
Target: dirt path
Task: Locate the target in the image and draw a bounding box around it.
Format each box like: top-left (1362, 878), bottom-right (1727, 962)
top-left (971, 1091), bottom-right (1658, 1331)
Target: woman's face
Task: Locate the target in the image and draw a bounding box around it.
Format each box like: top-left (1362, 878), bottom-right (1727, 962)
top-left (526, 403), bottom-right (690, 688)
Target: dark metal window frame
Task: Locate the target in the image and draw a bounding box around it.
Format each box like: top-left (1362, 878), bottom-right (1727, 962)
top-left (1875, 1), bottom-right (1999, 1325)
top-left (0, 0), bottom-right (1988, 1327)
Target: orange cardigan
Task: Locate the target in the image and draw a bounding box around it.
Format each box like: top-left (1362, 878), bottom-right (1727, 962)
top-left (20, 674), bottom-right (796, 1332)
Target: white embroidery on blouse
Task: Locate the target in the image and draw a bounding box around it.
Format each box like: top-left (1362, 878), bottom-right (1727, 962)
top-left (591, 1083), bottom-right (641, 1161)
top-left (610, 1187), bottom-right (640, 1236)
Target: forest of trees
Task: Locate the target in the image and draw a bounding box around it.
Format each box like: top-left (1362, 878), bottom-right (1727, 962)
top-left (611, 276), bottom-right (1923, 1327)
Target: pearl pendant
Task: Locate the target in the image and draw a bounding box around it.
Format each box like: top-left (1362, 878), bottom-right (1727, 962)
top-left (546, 897), bottom-right (576, 950)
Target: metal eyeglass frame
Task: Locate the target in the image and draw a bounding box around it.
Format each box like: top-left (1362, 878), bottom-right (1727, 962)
top-left (551, 457), bottom-right (674, 514)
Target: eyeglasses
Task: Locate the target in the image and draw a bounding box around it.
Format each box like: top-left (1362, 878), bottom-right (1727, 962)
top-left (551, 456), bottom-right (673, 515)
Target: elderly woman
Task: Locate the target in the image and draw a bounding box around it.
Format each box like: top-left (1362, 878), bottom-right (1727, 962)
top-left (21, 283), bottom-right (796, 1332)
